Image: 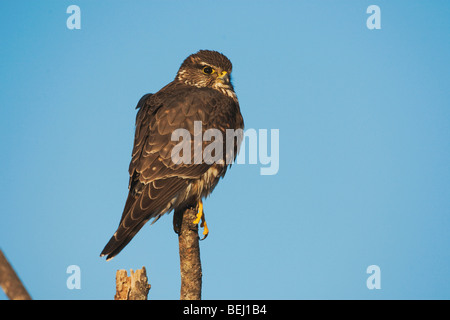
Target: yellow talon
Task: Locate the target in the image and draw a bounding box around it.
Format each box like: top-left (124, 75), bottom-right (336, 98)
top-left (200, 219), bottom-right (209, 240)
top-left (193, 201), bottom-right (203, 225)
top-left (193, 201), bottom-right (209, 240)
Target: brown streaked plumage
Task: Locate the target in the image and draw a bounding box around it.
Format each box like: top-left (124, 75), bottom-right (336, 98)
top-left (100, 50), bottom-right (244, 260)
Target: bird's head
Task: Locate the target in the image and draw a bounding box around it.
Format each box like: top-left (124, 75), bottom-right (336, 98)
top-left (176, 50), bottom-right (236, 99)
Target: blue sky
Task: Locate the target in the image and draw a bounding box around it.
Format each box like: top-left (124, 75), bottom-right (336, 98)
top-left (0, 1), bottom-right (449, 300)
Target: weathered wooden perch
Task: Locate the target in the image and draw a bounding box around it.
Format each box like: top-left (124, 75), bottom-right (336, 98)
top-left (114, 267), bottom-right (151, 300)
top-left (0, 249), bottom-right (32, 300)
top-left (175, 207), bottom-right (202, 300)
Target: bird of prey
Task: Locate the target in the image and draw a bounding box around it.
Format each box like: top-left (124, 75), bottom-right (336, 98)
top-left (100, 50), bottom-right (244, 260)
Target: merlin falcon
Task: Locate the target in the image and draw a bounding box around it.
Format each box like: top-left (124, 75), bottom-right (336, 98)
top-left (100, 50), bottom-right (244, 260)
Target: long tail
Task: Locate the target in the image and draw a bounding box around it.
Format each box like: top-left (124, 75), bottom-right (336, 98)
top-left (99, 191), bottom-right (150, 260)
top-left (100, 219), bottom-right (148, 261)
top-left (100, 176), bottom-right (189, 260)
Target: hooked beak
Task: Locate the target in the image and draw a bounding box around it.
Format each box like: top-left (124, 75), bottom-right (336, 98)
top-left (217, 71), bottom-right (230, 84)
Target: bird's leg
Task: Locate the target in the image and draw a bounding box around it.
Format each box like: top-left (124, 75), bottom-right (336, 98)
top-left (193, 200), bottom-right (209, 240)
top-left (193, 201), bottom-right (203, 224)
top-left (200, 213), bottom-right (209, 240)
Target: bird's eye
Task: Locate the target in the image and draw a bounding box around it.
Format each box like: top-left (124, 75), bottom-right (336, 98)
top-left (202, 66), bottom-right (215, 74)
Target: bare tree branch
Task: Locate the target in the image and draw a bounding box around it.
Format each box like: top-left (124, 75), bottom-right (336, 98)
top-left (175, 207), bottom-right (202, 300)
top-left (114, 267), bottom-right (151, 300)
top-left (0, 249), bottom-right (32, 300)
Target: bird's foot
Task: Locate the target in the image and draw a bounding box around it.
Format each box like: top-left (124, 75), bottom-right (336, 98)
top-left (193, 201), bottom-right (209, 240)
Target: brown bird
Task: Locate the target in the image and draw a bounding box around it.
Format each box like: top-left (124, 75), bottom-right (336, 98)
top-left (100, 50), bottom-right (244, 260)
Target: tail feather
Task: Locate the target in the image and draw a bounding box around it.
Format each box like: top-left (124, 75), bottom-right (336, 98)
top-left (100, 219), bottom-right (148, 260)
top-left (100, 177), bottom-right (191, 260)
